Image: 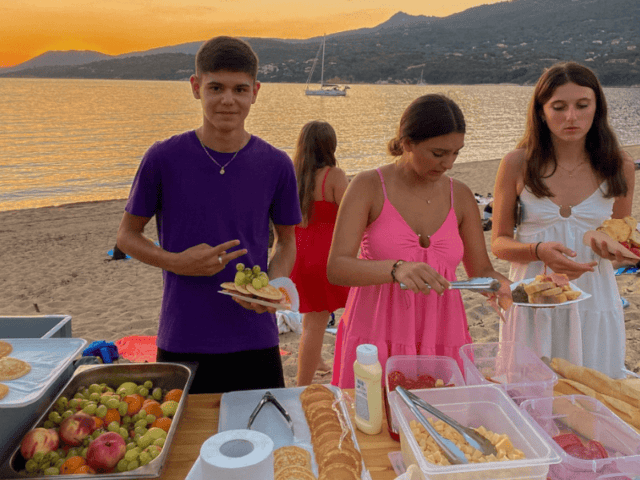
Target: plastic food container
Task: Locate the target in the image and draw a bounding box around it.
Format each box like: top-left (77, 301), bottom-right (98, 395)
top-left (0, 362), bottom-right (195, 480)
top-left (390, 384), bottom-right (561, 480)
top-left (385, 355), bottom-right (465, 442)
top-left (520, 395), bottom-right (640, 480)
top-left (459, 341), bottom-right (558, 404)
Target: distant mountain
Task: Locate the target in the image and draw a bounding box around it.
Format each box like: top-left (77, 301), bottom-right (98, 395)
top-left (0, 50), bottom-right (112, 73)
top-left (1, 0), bottom-right (638, 86)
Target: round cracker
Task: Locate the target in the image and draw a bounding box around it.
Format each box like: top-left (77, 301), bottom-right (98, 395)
top-left (0, 357), bottom-right (31, 381)
top-left (246, 283), bottom-right (283, 301)
top-left (235, 283), bottom-right (251, 295)
top-left (220, 282), bottom-right (237, 291)
top-left (0, 383), bottom-right (8, 400)
top-left (0, 340), bottom-right (13, 358)
top-left (275, 465), bottom-right (316, 480)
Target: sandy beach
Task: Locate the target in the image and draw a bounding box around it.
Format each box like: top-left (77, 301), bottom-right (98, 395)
top-left (1, 145), bottom-right (639, 387)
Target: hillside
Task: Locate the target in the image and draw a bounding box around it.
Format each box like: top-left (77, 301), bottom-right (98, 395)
top-left (1, 0), bottom-right (638, 86)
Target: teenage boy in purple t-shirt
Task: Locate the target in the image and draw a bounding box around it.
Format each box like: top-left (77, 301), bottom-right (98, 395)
top-left (116, 36), bottom-right (301, 394)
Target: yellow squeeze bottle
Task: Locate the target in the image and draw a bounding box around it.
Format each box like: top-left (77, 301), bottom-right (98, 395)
top-left (353, 343), bottom-right (383, 435)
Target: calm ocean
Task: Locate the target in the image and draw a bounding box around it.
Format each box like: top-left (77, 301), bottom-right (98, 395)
top-left (1, 78), bottom-right (639, 212)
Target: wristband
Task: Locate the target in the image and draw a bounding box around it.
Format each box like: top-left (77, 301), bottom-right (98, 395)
top-left (391, 260), bottom-right (405, 283)
top-left (535, 242), bottom-right (543, 260)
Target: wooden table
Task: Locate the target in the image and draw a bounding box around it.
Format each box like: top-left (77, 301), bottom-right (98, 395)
top-left (157, 392), bottom-right (400, 480)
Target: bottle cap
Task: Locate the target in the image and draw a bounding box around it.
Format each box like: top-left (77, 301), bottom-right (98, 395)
top-left (356, 344), bottom-right (379, 366)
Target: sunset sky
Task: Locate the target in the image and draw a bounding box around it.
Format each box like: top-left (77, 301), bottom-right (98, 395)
top-left (3, 0), bottom-right (504, 68)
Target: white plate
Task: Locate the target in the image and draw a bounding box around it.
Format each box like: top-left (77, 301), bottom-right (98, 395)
top-left (510, 278), bottom-right (591, 308)
top-left (218, 277), bottom-right (297, 311)
top-left (0, 338), bottom-right (87, 407)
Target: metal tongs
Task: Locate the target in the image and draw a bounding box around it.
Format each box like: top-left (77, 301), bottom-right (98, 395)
top-left (247, 391), bottom-right (295, 436)
top-left (400, 277), bottom-right (500, 293)
top-left (396, 386), bottom-right (497, 462)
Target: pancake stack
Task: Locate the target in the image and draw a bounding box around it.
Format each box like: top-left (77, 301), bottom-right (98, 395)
top-left (300, 384), bottom-right (362, 480)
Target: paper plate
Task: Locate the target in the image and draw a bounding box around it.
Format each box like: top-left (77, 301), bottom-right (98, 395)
top-left (510, 278), bottom-right (591, 308)
top-left (219, 277), bottom-right (299, 312)
top-left (583, 230), bottom-right (640, 261)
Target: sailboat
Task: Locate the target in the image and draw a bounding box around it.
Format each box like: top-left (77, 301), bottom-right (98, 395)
top-left (417, 69), bottom-right (426, 86)
top-left (305, 36), bottom-right (349, 96)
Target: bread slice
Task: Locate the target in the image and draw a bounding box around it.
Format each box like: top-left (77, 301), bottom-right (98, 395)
top-left (563, 290), bottom-right (582, 301)
top-left (524, 281), bottom-right (556, 295)
top-left (541, 287), bottom-right (563, 297)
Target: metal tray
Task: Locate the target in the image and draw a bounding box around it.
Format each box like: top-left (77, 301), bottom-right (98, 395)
top-left (0, 362), bottom-right (194, 480)
top-left (218, 385), bottom-right (372, 480)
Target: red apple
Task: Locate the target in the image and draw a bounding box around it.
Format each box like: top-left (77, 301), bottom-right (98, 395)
top-left (59, 412), bottom-right (95, 446)
top-left (86, 432), bottom-right (127, 472)
top-left (20, 428), bottom-right (60, 460)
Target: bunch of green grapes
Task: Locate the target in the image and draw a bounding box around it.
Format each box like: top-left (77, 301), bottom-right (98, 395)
top-left (234, 263), bottom-right (269, 290)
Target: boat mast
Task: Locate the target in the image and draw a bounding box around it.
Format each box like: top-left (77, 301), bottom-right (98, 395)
top-left (320, 35), bottom-right (325, 87)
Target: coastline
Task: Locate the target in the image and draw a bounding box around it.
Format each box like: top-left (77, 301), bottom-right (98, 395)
top-left (1, 145), bottom-right (639, 387)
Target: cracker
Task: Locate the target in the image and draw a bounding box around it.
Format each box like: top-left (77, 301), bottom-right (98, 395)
top-left (0, 383), bottom-right (8, 400)
top-left (246, 283), bottom-right (283, 301)
top-left (0, 357), bottom-right (31, 381)
top-left (219, 282), bottom-right (237, 291)
top-left (235, 283), bottom-right (251, 295)
top-left (0, 340), bottom-right (12, 358)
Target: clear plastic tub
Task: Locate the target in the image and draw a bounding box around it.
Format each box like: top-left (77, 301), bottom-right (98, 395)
top-left (390, 384), bottom-right (561, 480)
top-left (385, 355), bottom-right (466, 442)
top-left (459, 341), bottom-right (558, 404)
top-left (520, 395), bottom-right (640, 480)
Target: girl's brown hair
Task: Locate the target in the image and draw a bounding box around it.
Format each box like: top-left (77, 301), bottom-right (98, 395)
top-left (520, 61), bottom-right (626, 198)
top-left (293, 121), bottom-right (338, 224)
top-left (388, 94), bottom-right (466, 156)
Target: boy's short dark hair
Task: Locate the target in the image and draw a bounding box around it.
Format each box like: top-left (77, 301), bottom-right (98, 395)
top-left (195, 36), bottom-right (259, 80)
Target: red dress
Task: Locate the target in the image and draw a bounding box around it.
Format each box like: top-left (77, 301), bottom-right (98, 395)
top-left (290, 168), bottom-right (350, 313)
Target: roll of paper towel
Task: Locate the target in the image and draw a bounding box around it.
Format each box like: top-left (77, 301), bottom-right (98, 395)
top-left (199, 429), bottom-right (275, 479)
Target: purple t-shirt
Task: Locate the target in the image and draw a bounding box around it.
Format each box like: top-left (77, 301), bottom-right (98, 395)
top-left (125, 131), bottom-right (301, 354)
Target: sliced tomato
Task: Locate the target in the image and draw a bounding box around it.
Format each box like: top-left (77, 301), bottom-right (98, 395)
top-left (387, 371), bottom-right (406, 391)
top-left (416, 373), bottom-right (437, 388)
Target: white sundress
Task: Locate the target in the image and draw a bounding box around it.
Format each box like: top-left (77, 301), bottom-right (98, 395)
top-left (500, 186), bottom-right (626, 379)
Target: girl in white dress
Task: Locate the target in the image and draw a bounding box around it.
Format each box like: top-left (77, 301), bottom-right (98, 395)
top-left (491, 62), bottom-right (635, 379)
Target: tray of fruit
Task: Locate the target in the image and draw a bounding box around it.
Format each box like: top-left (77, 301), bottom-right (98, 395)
top-left (0, 362), bottom-right (194, 479)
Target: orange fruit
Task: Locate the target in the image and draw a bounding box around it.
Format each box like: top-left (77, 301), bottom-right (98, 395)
top-left (123, 394), bottom-right (145, 416)
top-left (104, 408), bottom-right (121, 426)
top-left (92, 416), bottom-right (104, 430)
top-left (151, 417), bottom-right (172, 433)
top-left (60, 456), bottom-right (86, 475)
top-left (143, 402), bottom-right (163, 418)
top-left (73, 465), bottom-right (96, 474)
top-left (163, 389), bottom-right (183, 403)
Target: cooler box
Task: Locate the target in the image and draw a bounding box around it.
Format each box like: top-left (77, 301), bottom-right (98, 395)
top-left (390, 384), bottom-right (561, 480)
top-left (520, 395), bottom-right (640, 480)
top-left (0, 315), bottom-right (72, 339)
top-left (459, 341), bottom-right (558, 405)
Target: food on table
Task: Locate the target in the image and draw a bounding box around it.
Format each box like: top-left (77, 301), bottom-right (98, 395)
top-left (300, 384), bottom-right (362, 479)
top-left (552, 433), bottom-right (608, 460)
top-left (409, 419), bottom-right (525, 465)
top-left (510, 284), bottom-right (529, 303)
top-left (18, 380), bottom-right (178, 476)
top-left (0, 383), bottom-right (8, 399)
top-left (521, 273), bottom-right (581, 304)
top-left (0, 340), bottom-right (13, 358)
top-left (0, 356), bottom-right (31, 381)
top-left (550, 357), bottom-right (640, 430)
top-left (388, 370), bottom-right (454, 390)
top-left (273, 446), bottom-right (314, 479)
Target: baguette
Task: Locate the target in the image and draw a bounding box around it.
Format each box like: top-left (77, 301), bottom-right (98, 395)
top-left (541, 287), bottom-right (563, 297)
top-left (524, 282), bottom-right (556, 295)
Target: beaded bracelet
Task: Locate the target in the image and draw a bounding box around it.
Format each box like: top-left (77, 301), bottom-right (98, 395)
top-left (391, 260), bottom-right (405, 283)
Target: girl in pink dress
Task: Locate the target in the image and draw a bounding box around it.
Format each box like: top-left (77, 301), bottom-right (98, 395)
top-left (327, 94), bottom-right (512, 388)
top-left (290, 121), bottom-right (350, 386)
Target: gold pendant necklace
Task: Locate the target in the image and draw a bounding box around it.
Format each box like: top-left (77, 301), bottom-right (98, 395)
top-left (556, 160), bottom-right (586, 178)
top-left (197, 135), bottom-right (241, 175)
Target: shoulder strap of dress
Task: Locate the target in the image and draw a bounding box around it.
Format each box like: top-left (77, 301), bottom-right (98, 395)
top-left (449, 177), bottom-right (454, 206)
top-left (376, 168), bottom-right (388, 199)
top-left (321, 167), bottom-right (331, 201)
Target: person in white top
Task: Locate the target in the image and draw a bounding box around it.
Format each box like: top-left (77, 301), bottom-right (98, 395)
top-left (491, 61), bottom-right (635, 378)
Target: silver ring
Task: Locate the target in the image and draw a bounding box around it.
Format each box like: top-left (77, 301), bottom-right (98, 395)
top-left (218, 255), bottom-right (223, 264)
